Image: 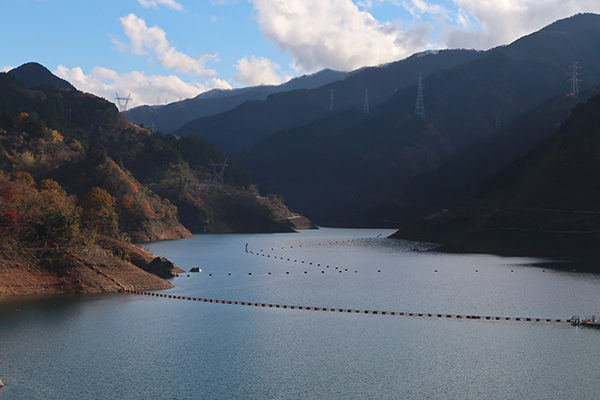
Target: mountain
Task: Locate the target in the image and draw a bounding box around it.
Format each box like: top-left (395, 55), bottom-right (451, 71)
top-left (237, 13), bottom-right (600, 226)
top-left (0, 67), bottom-right (309, 237)
top-left (391, 90), bottom-right (600, 258)
top-left (380, 87), bottom-right (600, 222)
top-left (174, 49), bottom-right (485, 157)
top-left (8, 62), bottom-right (76, 90)
top-left (124, 68), bottom-right (349, 134)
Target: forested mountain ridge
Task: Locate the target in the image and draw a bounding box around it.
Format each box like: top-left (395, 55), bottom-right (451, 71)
top-left (391, 89), bottom-right (600, 257)
top-left (0, 66), bottom-right (309, 240)
top-left (124, 68), bottom-right (350, 135)
top-left (173, 49), bottom-right (486, 157)
top-left (238, 13), bottom-right (600, 226)
top-left (0, 64), bottom-right (313, 296)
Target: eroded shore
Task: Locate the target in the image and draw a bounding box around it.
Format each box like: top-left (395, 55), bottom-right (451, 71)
top-left (0, 236), bottom-right (183, 299)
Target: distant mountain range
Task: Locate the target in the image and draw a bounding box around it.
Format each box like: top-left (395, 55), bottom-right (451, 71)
top-left (124, 68), bottom-right (350, 134)
top-left (121, 13), bottom-right (600, 230)
top-left (236, 13), bottom-right (600, 226)
top-left (172, 49), bottom-right (485, 157)
top-left (9, 13), bottom-right (600, 257)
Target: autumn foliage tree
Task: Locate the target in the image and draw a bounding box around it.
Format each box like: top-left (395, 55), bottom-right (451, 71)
top-left (0, 172), bottom-right (80, 242)
top-left (37, 187), bottom-right (80, 241)
top-left (80, 187), bottom-right (119, 237)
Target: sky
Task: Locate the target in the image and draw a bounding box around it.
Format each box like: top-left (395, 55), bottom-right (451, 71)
top-left (2, 0), bottom-right (600, 108)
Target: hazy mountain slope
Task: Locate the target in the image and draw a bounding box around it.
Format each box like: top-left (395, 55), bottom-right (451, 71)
top-left (8, 62), bottom-right (76, 90)
top-left (174, 49), bottom-right (486, 156)
top-left (238, 13), bottom-right (600, 226)
top-left (391, 88), bottom-right (599, 218)
top-left (124, 69), bottom-right (349, 134)
top-left (392, 91), bottom-right (600, 257)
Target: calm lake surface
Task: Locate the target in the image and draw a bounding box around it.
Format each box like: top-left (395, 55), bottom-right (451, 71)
top-left (2, 227), bottom-right (600, 399)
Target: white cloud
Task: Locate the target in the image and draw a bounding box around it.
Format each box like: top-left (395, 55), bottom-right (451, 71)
top-left (232, 56), bottom-right (284, 86)
top-left (1, 66), bottom-right (14, 73)
top-left (116, 13), bottom-right (219, 77)
top-left (445, 0), bottom-right (600, 50)
top-left (251, 0), bottom-right (431, 73)
top-left (403, 0), bottom-right (446, 16)
top-left (54, 65), bottom-right (231, 108)
top-left (138, 0), bottom-right (184, 11)
top-left (250, 0), bottom-right (600, 74)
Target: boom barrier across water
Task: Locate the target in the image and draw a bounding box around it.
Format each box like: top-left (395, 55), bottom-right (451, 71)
top-left (47, 239), bottom-right (573, 325)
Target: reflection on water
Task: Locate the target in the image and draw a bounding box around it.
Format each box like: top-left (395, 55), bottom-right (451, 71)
top-left (1, 228), bottom-right (600, 399)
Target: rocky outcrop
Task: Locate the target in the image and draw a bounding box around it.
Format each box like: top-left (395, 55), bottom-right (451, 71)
top-left (144, 256), bottom-right (179, 279)
top-left (0, 246), bottom-right (174, 298)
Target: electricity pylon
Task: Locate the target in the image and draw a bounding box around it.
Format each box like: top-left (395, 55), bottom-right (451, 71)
top-left (568, 62), bottom-right (580, 95)
top-left (414, 72), bottom-right (425, 118)
top-left (114, 93), bottom-right (132, 112)
top-left (209, 158), bottom-right (229, 186)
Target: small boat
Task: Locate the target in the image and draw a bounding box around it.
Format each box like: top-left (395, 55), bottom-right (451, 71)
top-left (571, 315), bottom-right (582, 326)
top-left (582, 315), bottom-right (600, 328)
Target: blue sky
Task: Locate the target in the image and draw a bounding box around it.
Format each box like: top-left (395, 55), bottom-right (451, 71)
top-left (2, 0), bottom-right (600, 108)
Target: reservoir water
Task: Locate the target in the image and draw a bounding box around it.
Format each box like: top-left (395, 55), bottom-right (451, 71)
top-left (1, 227), bottom-right (600, 399)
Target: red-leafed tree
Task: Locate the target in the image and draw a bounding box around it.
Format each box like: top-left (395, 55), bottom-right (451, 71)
top-left (2, 208), bottom-right (18, 226)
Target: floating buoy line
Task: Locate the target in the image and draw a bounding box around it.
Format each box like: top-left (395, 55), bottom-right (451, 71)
top-left (46, 239), bottom-right (573, 325)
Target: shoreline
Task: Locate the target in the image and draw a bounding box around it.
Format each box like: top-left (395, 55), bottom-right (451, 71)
top-left (0, 236), bottom-right (182, 301)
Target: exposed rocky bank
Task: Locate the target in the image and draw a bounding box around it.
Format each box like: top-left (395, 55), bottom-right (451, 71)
top-left (0, 235), bottom-right (185, 299)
